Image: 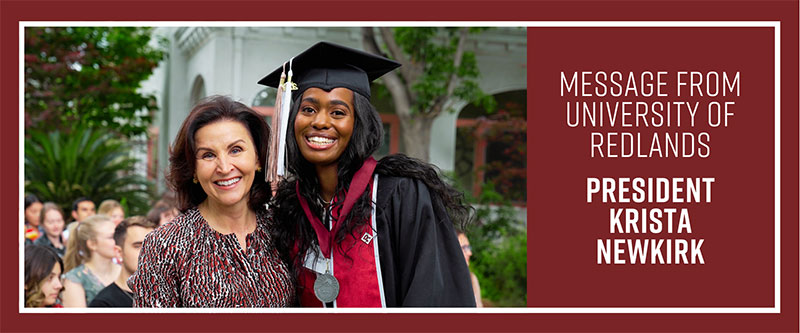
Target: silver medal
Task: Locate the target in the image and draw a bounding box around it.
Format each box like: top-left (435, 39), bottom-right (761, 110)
top-left (313, 272), bottom-right (340, 303)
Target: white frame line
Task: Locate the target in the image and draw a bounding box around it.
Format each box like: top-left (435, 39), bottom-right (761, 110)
top-left (18, 21), bottom-right (782, 314)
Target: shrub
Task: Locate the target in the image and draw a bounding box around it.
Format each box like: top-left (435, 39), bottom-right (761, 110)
top-left (466, 182), bottom-right (527, 307)
top-left (24, 125), bottom-right (154, 217)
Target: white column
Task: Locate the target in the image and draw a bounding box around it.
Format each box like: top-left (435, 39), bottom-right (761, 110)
top-left (429, 100), bottom-right (468, 172)
top-left (232, 28), bottom-right (244, 100)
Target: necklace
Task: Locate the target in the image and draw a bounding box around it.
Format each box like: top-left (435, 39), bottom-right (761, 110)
top-left (297, 157), bottom-right (378, 306)
top-left (318, 195), bottom-right (333, 206)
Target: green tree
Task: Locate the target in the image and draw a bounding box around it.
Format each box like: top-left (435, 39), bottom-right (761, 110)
top-left (25, 125), bottom-right (154, 217)
top-left (362, 27), bottom-right (495, 162)
top-left (25, 27), bottom-right (164, 137)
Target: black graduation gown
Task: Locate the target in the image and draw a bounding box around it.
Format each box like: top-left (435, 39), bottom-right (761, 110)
top-left (372, 176), bottom-right (476, 307)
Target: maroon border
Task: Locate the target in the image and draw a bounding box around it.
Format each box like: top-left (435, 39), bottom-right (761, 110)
top-left (3, 1), bottom-right (797, 332)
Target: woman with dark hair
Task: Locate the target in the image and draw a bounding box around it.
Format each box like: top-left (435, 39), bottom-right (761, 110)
top-left (24, 245), bottom-right (64, 307)
top-left (128, 95), bottom-right (292, 307)
top-left (24, 194), bottom-right (43, 244)
top-left (146, 199), bottom-right (179, 227)
top-left (261, 42), bottom-right (475, 307)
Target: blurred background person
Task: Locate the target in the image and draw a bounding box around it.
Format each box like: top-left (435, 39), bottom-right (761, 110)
top-left (90, 216), bottom-right (156, 307)
top-left (61, 214), bottom-right (120, 307)
top-left (24, 245), bottom-right (64, 308)
top-left (33, 202), bottom-right (66, 257)
top-left (97, 199), bottom-right (126, 264)
top-left (70, 197), bottom-right (96, 222)
top-left (458, 231), bottom-right (483, 308)
top-left (24, 194), bottom-right (43, 244)
top-left (145, 199), bottom-right (179, 227)
top-left (97, 199), bottom-right (125, 226)
top-left (63, 197), bottom-right (96, 242)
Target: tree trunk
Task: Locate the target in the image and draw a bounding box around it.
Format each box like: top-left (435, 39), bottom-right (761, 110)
top-left (361, 27), bottom-right (446, 163)
top-left (398, 115), bottom-right (434, 162)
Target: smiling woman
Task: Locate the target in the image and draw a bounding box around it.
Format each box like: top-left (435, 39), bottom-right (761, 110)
top-left (262, 42), bottom-right (476, 307)
top-left (128, 96), bottom-right (292, 307)
top-left (294, 87), bottom-right (355, 170)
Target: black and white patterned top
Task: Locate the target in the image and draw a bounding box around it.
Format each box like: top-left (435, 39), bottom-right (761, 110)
top-left (129, 207), bottom-right (293, 307)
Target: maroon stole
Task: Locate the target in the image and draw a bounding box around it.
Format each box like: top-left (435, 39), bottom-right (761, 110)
top-left (295, 157), bottom-right (384, 307)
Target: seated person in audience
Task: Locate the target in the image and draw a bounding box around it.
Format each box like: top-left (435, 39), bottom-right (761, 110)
top-left (24, 194), bottom-right (43, 244)
top-left (61, 214), bottom-right (120, 307)
top-left (146, 200), bottom-right (179, 227)
top-left (24, 245), bottom-right (64, 308)
top-left (33, 202), bottom-right (66, 257)
top-left (71, 197), bottom-right (96, 222)
top-left (63, 197), bottom-right (96, 242)
top-left (97, 199), bottom-right (125, 226)
top-left (458, 231), bottom-right (483, 307)
top-left (90, 216), bottom-right (156, 307)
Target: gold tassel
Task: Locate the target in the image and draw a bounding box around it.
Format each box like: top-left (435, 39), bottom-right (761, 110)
top-left (266, 62), bottom-right (286, 195)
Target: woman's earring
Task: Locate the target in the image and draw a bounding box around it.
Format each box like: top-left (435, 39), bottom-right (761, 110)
top-left (257, 166), bottom-right (262, 172)
top-left (193, 176), bottom-right (198, 184)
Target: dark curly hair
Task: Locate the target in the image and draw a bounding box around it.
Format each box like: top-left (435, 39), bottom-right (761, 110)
top-left (271, 91), bottom-right (474, 298)
top-left (167, 95), bottom-right (271, 212)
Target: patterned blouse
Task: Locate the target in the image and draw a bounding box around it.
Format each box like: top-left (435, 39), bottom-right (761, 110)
top-left (128, 207), bottom-right (293, 307)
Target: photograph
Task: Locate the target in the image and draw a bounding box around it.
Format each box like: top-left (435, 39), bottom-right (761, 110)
top-left (21, 25), bottom-right (528, 310)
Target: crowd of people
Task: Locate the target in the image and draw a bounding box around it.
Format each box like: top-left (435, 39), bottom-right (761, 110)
top-left (23, 194), bottom-right (178, 308)
top-left (24, 41), bottom-right (483, 308)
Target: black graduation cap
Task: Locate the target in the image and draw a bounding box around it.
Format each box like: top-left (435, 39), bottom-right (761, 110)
top-left (257, 41), bottom-right (400, 99)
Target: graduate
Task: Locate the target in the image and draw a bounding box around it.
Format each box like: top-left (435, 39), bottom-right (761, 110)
top-left (261, 41), bottom-right (476, 307)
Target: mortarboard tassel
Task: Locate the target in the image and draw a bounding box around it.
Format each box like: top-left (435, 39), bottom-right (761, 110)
top-left (276, 58), bottom-right (297, 177)
top-left (266, 62), bottom-right (287, 194)
top-left (266, 59), bottom-right (298, 195)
